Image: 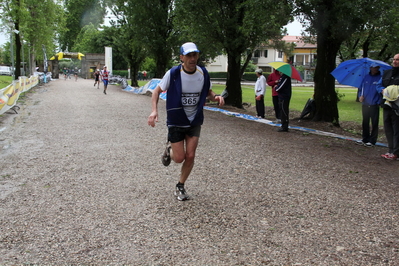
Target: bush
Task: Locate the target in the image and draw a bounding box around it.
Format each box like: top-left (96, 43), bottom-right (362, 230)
top-left (113, 70), bottom-right (270, 81)
top-left (112, 70), bottom-right (129, 77)
top-left (242, 72), bottom-right (270, 81)
top-left (209, 72), bottom-right (228, 79)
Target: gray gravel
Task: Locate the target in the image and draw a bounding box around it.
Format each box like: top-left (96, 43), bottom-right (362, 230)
top-left (0, 78), bottom-right (398, 265)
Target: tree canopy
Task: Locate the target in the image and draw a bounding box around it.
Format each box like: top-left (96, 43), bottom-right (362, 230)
top-left (59, 0), bottom-right (105, 51)
top-left (294, 0), bottom-right (395, 125)
top-left (0, 0), bottom-right (65, 77)
top-left (175, 0), bottom-right (293, 107)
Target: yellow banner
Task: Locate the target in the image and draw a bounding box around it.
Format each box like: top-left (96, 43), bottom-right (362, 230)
top-left (0, 76), bottom-right (39, 115)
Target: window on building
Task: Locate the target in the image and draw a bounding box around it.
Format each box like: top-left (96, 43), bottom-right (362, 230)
top-left (263, 50), bottom-right (268, 58)
top-left (254, 50), bottom-right (261, 58)
top-left (278, 51), bottom-right (283, 58)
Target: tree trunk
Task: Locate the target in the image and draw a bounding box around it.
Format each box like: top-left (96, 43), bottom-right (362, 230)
top-left (14, 22), bottom-right (21, 80)
top-left (225, 52), bottom-right (243, 108)
top-left (155, 51), bottom-right (170, 78)
top-left (313, 31), bottom-right (341, 126)
top-left (129, 56), bottom-right (139, 87)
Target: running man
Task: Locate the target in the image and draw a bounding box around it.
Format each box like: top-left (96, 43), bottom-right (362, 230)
top-left (93, 69), bottom-right (100, 89)
top-left (147, 42), bottom-right (224, 201)
top-left (101, 66), bottom-right (110, 94)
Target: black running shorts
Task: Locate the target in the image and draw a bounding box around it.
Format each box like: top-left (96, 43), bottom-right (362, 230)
top-left (168, 125), bottom-right (201, 143)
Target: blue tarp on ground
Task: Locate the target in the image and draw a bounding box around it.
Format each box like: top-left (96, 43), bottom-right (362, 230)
top-left (123, 79), bottom-right (167, 100)
top-left (124, 79), bottom-right (387, 147)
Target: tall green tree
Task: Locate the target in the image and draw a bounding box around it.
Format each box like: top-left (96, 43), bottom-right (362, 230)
top-left (175, 0), bottom-right (293, 108)
top-left (108, 0), bottom-right (147, 86)
top-left (124, 0), bottom-right (177, 78)
top-left (295, 0), bottom-right (393, 125)
top-left (59, 0), bottom-right (105, 51)
top-left (1, 0), bottom-right (65, 78)
top-left (338, 1), bottom-right (399, 62)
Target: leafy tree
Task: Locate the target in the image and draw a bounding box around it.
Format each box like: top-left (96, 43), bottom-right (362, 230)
top-left (338, 1), bottom-right (399, 62)
top-left (123, 0), bottom-right (177, 78)
top-left (294, 0), bottom-right (389, 125)
top-left (107, 0), bottom-right (147, 86)
top-left (72, 23), bottom-right (100, 53)
top-left (1, 0), bottom-right (65, 78)
top-left (59, 0), bottom-right (105, 51)
top-left (175, 0), bottom-right (293, 108)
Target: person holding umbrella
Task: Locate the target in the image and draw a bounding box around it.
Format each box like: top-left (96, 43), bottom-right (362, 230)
top-left (355, 64), bottom-right (382, 147)
top-left (376, 54), bottom-right (399, 160)
top-left (275, 72), bottom-right (292, 132)
top-left (268, 62), bottom-right (302, 132)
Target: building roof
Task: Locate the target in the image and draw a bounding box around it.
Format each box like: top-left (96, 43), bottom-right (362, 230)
top-left (282, 35), bottom-right (317, 49)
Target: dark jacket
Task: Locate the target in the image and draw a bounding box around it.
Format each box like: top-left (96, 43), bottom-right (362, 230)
top-left (376, 67), bottom-right (399, 93)
top-left (166, 65), bottom-right (210, 127)
top-left (275, 74), bottom-right (292, 100)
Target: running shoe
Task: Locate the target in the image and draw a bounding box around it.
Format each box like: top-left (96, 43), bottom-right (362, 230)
top-left (381, 153), bottom-right (391, 159)
top-left (364, 142), bottom-right (374, 147)
top-left (161, 145), bottom-right (171, 166)
top-left (383, 153), bottom-right (398, 160)
top-left (355, 140), bottom-right (365, 145)
top-left (175, 186), bottom-right (190, 201)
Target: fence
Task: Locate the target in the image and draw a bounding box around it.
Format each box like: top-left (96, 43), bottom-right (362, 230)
top-left (0, 75), bottom-right (41, 115)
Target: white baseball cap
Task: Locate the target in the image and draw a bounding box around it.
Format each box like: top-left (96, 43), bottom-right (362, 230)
top-left (180, 42), bottom-right (200, 55)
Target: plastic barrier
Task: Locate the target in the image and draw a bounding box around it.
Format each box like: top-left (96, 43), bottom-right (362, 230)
top-left (0, 75), bottom-right (40, 115)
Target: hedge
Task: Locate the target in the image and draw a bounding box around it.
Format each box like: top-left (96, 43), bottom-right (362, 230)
top-left (112, 70), bottom-right (270, 81)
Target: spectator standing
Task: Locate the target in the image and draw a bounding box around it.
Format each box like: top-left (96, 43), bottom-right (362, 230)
top-left (275, 72), bottom-right (292, 132)
top-left (147, 42), bottom-right (224, 201)
top-left (267, 69), bottom-right (281, 122)
top-left (376, 53), bottom-right (399, 160)
top-left (254, 69), bottom-right (266, 118)
top-left (355, 64), bottom-right (382, 147)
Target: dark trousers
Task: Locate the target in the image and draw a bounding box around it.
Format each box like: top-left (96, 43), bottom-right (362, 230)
top-left (383, 108), bottom-right (399, 155)
top-left (272, 95), bottom-right (280, 119)
top-left (278, 97), bottom-right (290, 130)
top-left (255, 95), bottom-right (265, 118)
top-left (361, 104), bottom-right (379, 144)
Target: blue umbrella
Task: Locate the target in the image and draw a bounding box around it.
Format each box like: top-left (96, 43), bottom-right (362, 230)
top-left (331, 57), bottom-right (392, 88)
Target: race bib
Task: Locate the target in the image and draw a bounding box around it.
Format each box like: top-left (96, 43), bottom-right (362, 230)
top-left (182, 93), bottom-right (200, 106)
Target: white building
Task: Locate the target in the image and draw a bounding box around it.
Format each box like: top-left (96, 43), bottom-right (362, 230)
top-left (206, 35), bottom-right (317, 81)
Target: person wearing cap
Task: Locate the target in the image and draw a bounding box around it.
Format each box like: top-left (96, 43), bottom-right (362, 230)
top-left (254, 69), bottom-right (266, 118)
top-left (355, 64), bottom-right (382, 147)
top-left (376, 54), bottom-right (399, 160)
top-left (101, 66), bottom-right (110, 94)
top-left (147, 42), bottom-right (224, 201)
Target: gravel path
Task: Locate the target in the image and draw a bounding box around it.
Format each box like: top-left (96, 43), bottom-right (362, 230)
top-left (0, 78), bottom-right (398, 265)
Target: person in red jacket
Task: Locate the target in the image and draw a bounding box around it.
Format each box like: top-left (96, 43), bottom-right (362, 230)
top-left (101, 66), bottom-right (110, 95)
top-left (267, 69), bottom-right (281, 122)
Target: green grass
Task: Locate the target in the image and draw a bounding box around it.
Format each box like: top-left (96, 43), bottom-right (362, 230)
top-left (125, 80), bottom-right (373, 126)
top-left (211, 84), bottom-right (370, 125)
top-left (0, 76), bottom-right (13, 88)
